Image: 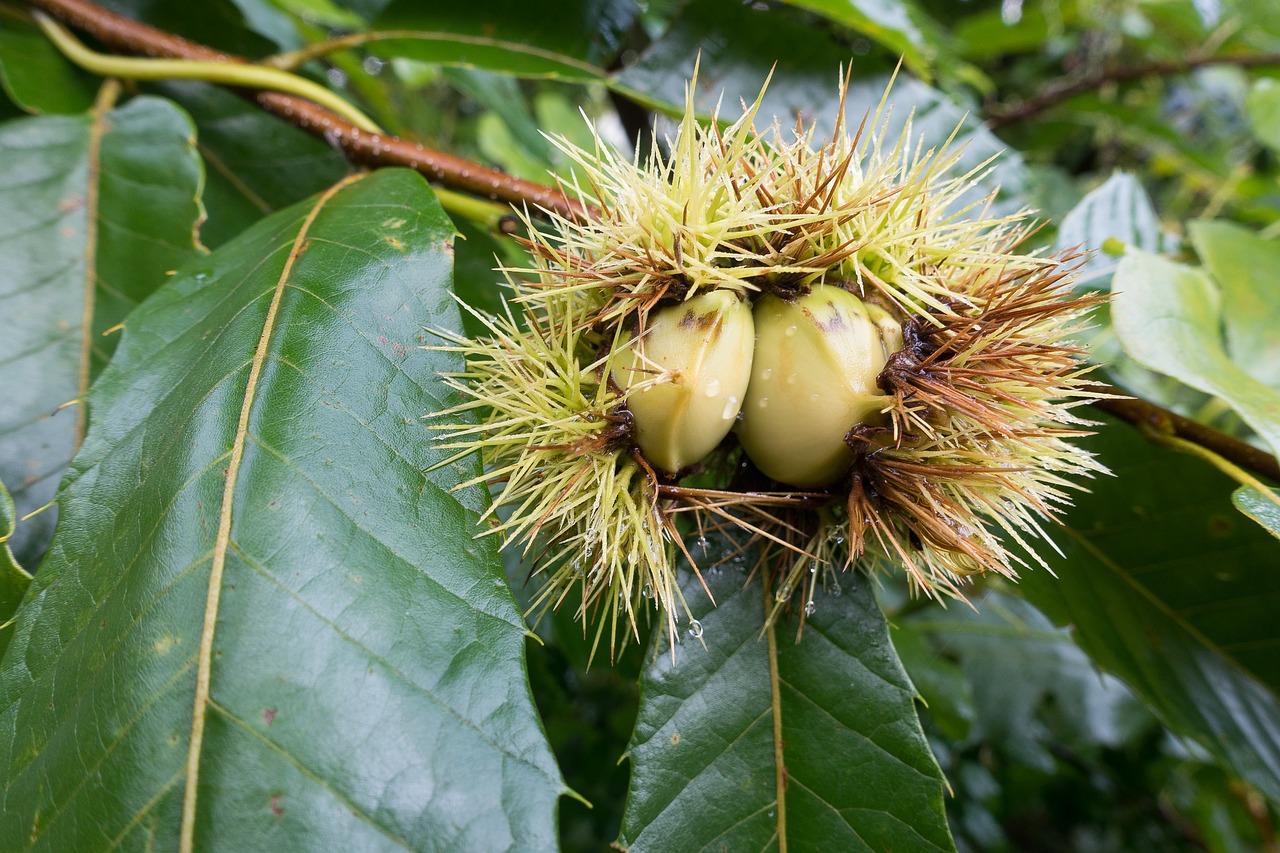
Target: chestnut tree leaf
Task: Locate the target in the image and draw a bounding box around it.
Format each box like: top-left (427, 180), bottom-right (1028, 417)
top-left (0, 169), bottom-right (565, 850)
top-left (1054, 172), bottom-right (1178, 289)
top-left (1014, 418), bottom-right (1280, 803)
top-left (611, 0), bottom-right (1024, 214)
top-left (1111, 249), bottom-right (1280, 458)
top-left (1232, 486), bottom-right (1280, 540)
top-left (153, 81), bottom-right (351, 249)
top-left (1246, 77), bottom-right (1280, 153)
top-left (0, 19), bottom-right (97, 115)
top-left (617, 554), bottom-right (953, 851)
top-left (1188, 220), bottom-right (1280, 389)
top-left (0, 480), bottom-right (32, 661)
top-left (369, 0), bottom-right (634, 80)
top-left (776, 0), bottom-right (935, 73)
top-left (0, 95), bottom-right (203, 569)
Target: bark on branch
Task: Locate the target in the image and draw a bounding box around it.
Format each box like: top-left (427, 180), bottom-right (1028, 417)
top-left (22, 0), bottom-right (1280, 484)
top-left (25, 0), bottom-right (592, 222)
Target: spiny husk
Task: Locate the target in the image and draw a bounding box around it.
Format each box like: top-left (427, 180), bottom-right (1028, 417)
top-left (513, 68), bottom-right (1038, 334)
top-left (429, 287), bottom-right (699, 659)
top-left (430, 68), bottom-right (1112, 650)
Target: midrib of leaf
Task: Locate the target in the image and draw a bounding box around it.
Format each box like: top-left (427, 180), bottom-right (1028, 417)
top-left (765, 575), bottom-right (788, 853)
top-left (76, 80), bottom-right (121, 450)
top-left (177, 173), bottom-right (363, 852)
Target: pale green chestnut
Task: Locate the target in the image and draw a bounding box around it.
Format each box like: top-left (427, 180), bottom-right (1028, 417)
top-left (737, 286), bottom-right (900, 487)
top-left (866, 302), bottom-right (905, 360)
top-left (616, 290), bottom-right (755, 474)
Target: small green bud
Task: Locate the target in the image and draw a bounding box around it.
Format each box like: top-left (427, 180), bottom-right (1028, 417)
top-left (737, 286), bottom-right (899, 487)
top-left (617, 291), bottom-right (755, 474)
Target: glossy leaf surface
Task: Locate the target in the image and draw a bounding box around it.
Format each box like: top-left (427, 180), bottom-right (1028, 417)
top-left (1233, 487), bottom-right (1280, 540)
top-left (1112, 249), bottom-right (1280, 457)
top-left (1015, 419), bottom-right (1280, 803)
top-left (618, 558), bottom-right (953, 852)
top-left (0, 169), bottom-right (564, 850)
top-left (0, 19), bottom-right (96, 115)
top-left (155, 81), bottom-right (351, 249)
top-left (1188, 219), bottom-right (1280, 388)
top-left (777, 0), bottom-right (933, 72)
top-left (1054, 171), bottom-right (1177, 289)
top-left (0, 96), bottom-right (203, 567)
top-left (370, 0), bottom-right (631, 80)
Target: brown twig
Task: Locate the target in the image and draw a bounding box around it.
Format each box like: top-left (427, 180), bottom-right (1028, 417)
top-left (986, 52), bottom-right (1280, 129)
top-left (1090, 389), bottom-right (1280, 482)
top-left (25, 0), bottom-right (593, 223)
top-left (23, 0), bottom-right (1280, 485)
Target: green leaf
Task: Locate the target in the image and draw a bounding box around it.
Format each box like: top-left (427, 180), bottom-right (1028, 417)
top-left (1232, 486), bottom-right (1280, 540)
top-left (1112, 249), bottom-right (1280, 458)
top-left (0, 95), bottom-right (203, 568)
top-left (0, 19), bottom-right (97, 115)
top-left (611, 0), bottom-right (1024, 214)
top-left (1055, 172), bottom-right (1177, 289)
top-left (775, 0), bottom-right (934, 72)
top-left (0, 170), bottom-right (565, 849)
top-left (618, 557), bottom-right (953, 851)
top-left (445, 67), bottom-right (551, 165)
top-left (155, 81), bottom-right (351, 249)
top-left (1188, 220), bottom-right (1280, 388)
top-left (369, 0), bottom-right (631, 80)
top-left (100, 0), bottom-right (277, 57)
top-left (888, 621), bottom-right (974, 742)
top-left (906, 592), bottom-right (1149, 771)
top-left (1014, 418), bottom-right (1280, 803)
top-left (1246, 77), bottom-right (1280, 153)
top-left (0, 479), bottom-right (33, 662)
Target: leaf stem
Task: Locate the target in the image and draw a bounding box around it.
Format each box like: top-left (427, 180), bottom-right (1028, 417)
top-left (24, 0), bottom-right (594, 223)
top-left (1139, 425), bottom-right (1280, 513)
top-left (1090, 389), bottom-right (1280, 483)
top-left (33, 11), bottom-right (383, 133)
top-left (433, 186), bottom-right (518, 233)
top-left (22, 0), bottom-right (1278, 489)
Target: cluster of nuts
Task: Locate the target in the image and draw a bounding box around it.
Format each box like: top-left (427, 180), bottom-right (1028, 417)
top-left (620, 286), bottom-right (902, 488)
top-left (432, 75), bottom-right (1105, 656)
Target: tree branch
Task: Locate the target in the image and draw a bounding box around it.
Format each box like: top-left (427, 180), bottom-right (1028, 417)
top-left (985, 51), bottom-right (1280, 129)
top-left (22, 0), bottom-right (1280, 485)
top-left (1091, 391), bottom-right (1280, 482)
top-left (25, 0), bottom-right (593, 223)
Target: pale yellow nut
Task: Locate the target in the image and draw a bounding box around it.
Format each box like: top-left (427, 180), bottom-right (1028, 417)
top-left (616, 291), bottom-right (755, 474)
top-left (737, 286), bottom-right (899, 487)
top-left (866, 303), bottom-right (905, 359)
